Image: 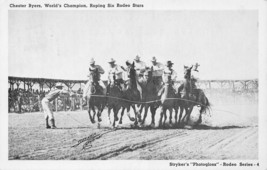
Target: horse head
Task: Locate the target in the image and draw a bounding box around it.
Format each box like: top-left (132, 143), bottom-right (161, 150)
top-left (125, 62), bottom-right (136, 80)
top-left (184, 65), bottom-right (193, 80)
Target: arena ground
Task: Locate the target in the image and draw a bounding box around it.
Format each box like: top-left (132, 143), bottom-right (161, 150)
top-left (9, 103), bottom-right (258, 160)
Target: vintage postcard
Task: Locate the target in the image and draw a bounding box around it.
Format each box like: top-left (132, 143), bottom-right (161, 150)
top-left (0, 0), bottom-right (266, 169)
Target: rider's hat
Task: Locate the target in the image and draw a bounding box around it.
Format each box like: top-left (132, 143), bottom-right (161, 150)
top-left (134, 55), bottom-right (140, 61)
top-left (108, 58), bottom-right (116, 63)
top-left (151, 56), bottom-right (157, 62)
top-left (89, 58), bottom-right (95, 64)
top-left (166, 60), bottom-right (174, 66)
top-left (55, 82), bottom-right (64, 88)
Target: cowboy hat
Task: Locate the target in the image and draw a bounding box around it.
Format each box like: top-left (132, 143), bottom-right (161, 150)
top-left (55, 82), bottom-right (64, 88)
top-left (151, 56), bottom-right (157, 62)
top-left (89, 58), bottom-right (95, 64)
top-left (134, 55), bottom-right (140, 61)
top-left (126, 60), bottom-right (132, 66)
top-left (166, 60), bottom-right (174, 66)
top-left (108, 58), bottom-right (116, 63)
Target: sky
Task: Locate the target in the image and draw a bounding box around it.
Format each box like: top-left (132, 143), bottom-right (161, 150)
top-left (8, 10), bottom-right (258, 80)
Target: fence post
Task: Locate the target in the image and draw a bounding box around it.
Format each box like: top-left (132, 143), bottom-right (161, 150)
top-left (80, 97), bottom-right (83, 111)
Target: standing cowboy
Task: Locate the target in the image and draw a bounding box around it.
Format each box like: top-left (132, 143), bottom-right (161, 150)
top-left (82, 58), bottom-right (106, 106)
top-left (41, 83), bottom-right (70, 129)
top-left (150, 56), bottom-right (164, 90)
top-left (134, 55), bottom-right (147, 79)
top-left (107, 58), bottom-right (125, 92)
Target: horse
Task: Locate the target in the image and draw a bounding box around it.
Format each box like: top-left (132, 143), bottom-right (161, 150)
top-left (138, 67), bottom-right (161, 127)
top-left (119, 62), bottom-right (142, 127)
top-left (158, 73), bottom-right (179, 127)
top-left (86, 68), bottom-right (106, 124)
top-left (106, 72), bottom-right (128, 127)
top-left (177, 65), bottom-right (211, 126)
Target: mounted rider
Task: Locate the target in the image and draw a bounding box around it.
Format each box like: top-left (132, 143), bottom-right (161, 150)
top-left (150, 56), bottom-right (164, 91)
top-left (178, 63), bottom-right (199, 98)
top-left (134, 55), bottom-right (147, 81)
top-left (162, 61), bottom-right (177, 84)
top-left (158, 60), bottom-right (177, 96)
top-left (82, 58), bottom-right (106, 106)
top-left (107, 58), bottom-right (125, 93)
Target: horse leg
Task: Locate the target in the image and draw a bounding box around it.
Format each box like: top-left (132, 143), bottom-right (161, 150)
top-left (108, 107), bottom-right (112, 125)
top-left (150, 106), bottom-right (156, 128)
top-left (114, 107), bottom-right (119, 121)
top-left (119, 107), bottom-right (125, 124)
top-left (97, 103), bottom-right (106, 122)
top-left (186, 106), bottom-right (194, 124)
top-left (134, 104), bottom-right (142, 123)
top-left (163, 108), bottom-right (167, 127)
top-left (126, 105), bottom-right (135, 122)
top-left (139, 104), bottom-right (144, 115)
top-left (141, 104), bottom-right (149, 125)
top-left (158, 107), bottom-right (164, 128)
top-left (131, 105), bottom-right (139, 127)
top-left (178, 106), bottom-right (184, 126)
top-left (174, 107), bottom-right (178, 125)
top-left (181, 105), bottom-right (189, 123)
top-left (88, 106), bottom-right (95, 124)
top-left (92, 106), bottom-right (97, 123)
top-left (112, 107), bottom-right (119, 128)
top-left (97, 106), bottom-right (102, 122)
top-left (169, 108), bottom-right (173, 125)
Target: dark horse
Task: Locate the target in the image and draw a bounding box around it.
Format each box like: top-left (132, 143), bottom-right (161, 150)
top-left (86, 68), bottom-right (106, 124)
top-left (119, 62), bottom-right (142, 127)
top-left (158, 73), bottom-right (179, 127)
top-left (106, 72), bottom-right (128, 127)
top-left (177, 65), bottom-right (211, 126)
top-left (138, 67), bottom-right (160, 127)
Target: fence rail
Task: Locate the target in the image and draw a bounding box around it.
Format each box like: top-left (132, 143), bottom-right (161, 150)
top-left (8, 76), bottom-right (258, 113)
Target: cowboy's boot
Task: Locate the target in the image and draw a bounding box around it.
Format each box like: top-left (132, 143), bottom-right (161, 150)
top-left (50, 119), bottom-right (57, 129)
top-left (46, 117), bottom-right (51, 129)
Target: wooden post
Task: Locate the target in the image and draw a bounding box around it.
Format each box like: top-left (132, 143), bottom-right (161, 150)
top-left (16, 82), bottom-right (20, 89)
top-left (64, 97), bottom-right (66, 111)
top-left (80, 98), bottom-right (83, 111)
top-left (232, 81), bottom-right (235, 92)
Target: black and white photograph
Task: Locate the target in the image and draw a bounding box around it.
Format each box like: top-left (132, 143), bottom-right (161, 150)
top-left (1, 0), bottom-right (267, 169)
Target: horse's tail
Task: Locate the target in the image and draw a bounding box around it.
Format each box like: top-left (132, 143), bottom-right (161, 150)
top-left (202, 96), bottom-right (212, 116)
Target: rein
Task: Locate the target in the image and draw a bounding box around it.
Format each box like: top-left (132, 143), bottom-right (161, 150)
top-left (90, 94), bottom-right (208, 107)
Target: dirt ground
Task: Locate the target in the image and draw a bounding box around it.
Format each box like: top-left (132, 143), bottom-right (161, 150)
top-left (8, 102), bottom-right (258, 160)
